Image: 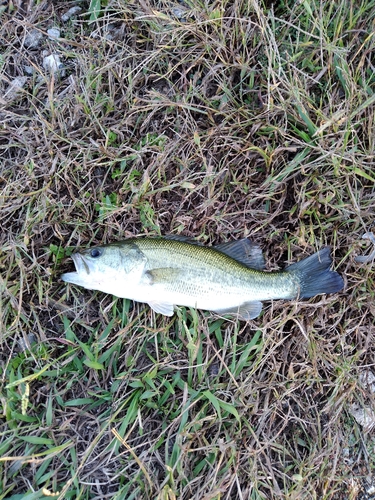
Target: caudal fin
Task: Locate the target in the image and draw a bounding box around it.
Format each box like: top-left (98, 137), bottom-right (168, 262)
top-left (286, 247), bottom-right (344, 299)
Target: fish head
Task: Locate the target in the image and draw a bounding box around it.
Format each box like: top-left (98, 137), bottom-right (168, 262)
top-left (61, 242), bottom-right (147, 295)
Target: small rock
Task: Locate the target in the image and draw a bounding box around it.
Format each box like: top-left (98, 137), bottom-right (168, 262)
top-left (17, 333), bottom-right (37, 352)
top-left (43, 54), bottom-right (65, 77)
top-left (24, 29), bottom-right (43, 48)
top-left (47, 27), bottom-right (60, 39)
top-left (359, 370), bottom-right (375, 394)
top-left (1, 76), bottom-right (28, 103)
top-left (342, 447), bottom-right (351, 464)
top-left (24, 65), bottom-right (35, 75)
top-left (350, 403), bottom-right (375, 431)
top-left (171, 7), bottom-right (188, 21)
top-left (208, 362), bottom-right (219, 376)
top-left (355, 232), bottom-right (375, 263)
top-left (61, 6), bottom-right (82, 22)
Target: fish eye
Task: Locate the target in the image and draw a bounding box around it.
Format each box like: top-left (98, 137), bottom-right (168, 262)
top-left (90, 248), bottom-right (102, 258)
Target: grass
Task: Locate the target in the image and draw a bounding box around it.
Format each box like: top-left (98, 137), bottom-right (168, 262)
top-left (1, 0), bottom-right (375, 498)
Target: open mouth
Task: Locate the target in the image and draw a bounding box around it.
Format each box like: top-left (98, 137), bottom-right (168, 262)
top-left (61, 253), bottom-right (90, 285)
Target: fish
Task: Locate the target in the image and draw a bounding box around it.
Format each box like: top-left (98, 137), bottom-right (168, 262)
top-left (61, 236), bottom-right (344, 320)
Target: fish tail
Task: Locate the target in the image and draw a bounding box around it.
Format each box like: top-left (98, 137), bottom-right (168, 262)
top-left (286, 247), bottom-right (344, 298)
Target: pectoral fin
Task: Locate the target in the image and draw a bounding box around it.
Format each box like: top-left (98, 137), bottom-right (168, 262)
top-left (145, 268), bottom-right (182, 284)
top-left (148, 301), bottom-right (175, 316)
top-left (145, 268), bottom-right (179, 315)
top-left (214, 301), bottom-right (263, 320)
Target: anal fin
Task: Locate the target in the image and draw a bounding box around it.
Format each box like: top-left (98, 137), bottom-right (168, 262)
top-left (214, 301), bottom-right (263, 320)
top-left (148, 301), bottom-right (175, 316)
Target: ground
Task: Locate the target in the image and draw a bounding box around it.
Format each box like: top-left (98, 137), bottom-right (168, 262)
top-left (1, 0), bottom-right (375, 499)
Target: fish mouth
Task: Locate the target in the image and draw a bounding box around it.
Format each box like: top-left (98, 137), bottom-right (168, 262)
top-left (61, 253), bottom-right (91, 285)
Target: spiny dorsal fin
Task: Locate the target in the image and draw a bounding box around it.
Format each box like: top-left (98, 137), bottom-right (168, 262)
top-left (214, 239), bottom-right (265, 270)
top-left (164, 235), bottom-right (204, 245)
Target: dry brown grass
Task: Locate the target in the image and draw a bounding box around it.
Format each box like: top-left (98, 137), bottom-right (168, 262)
top-left (1, 0), bottom-right (375, 499)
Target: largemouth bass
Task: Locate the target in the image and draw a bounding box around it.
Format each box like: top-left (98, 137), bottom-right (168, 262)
top-left (61, 237), bottom-right (344, 320)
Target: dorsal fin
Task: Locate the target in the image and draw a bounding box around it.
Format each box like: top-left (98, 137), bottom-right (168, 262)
top-left (164, 235), bottom-right (204, 245)
top-left (214, 239), bottom-right (265, 270)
